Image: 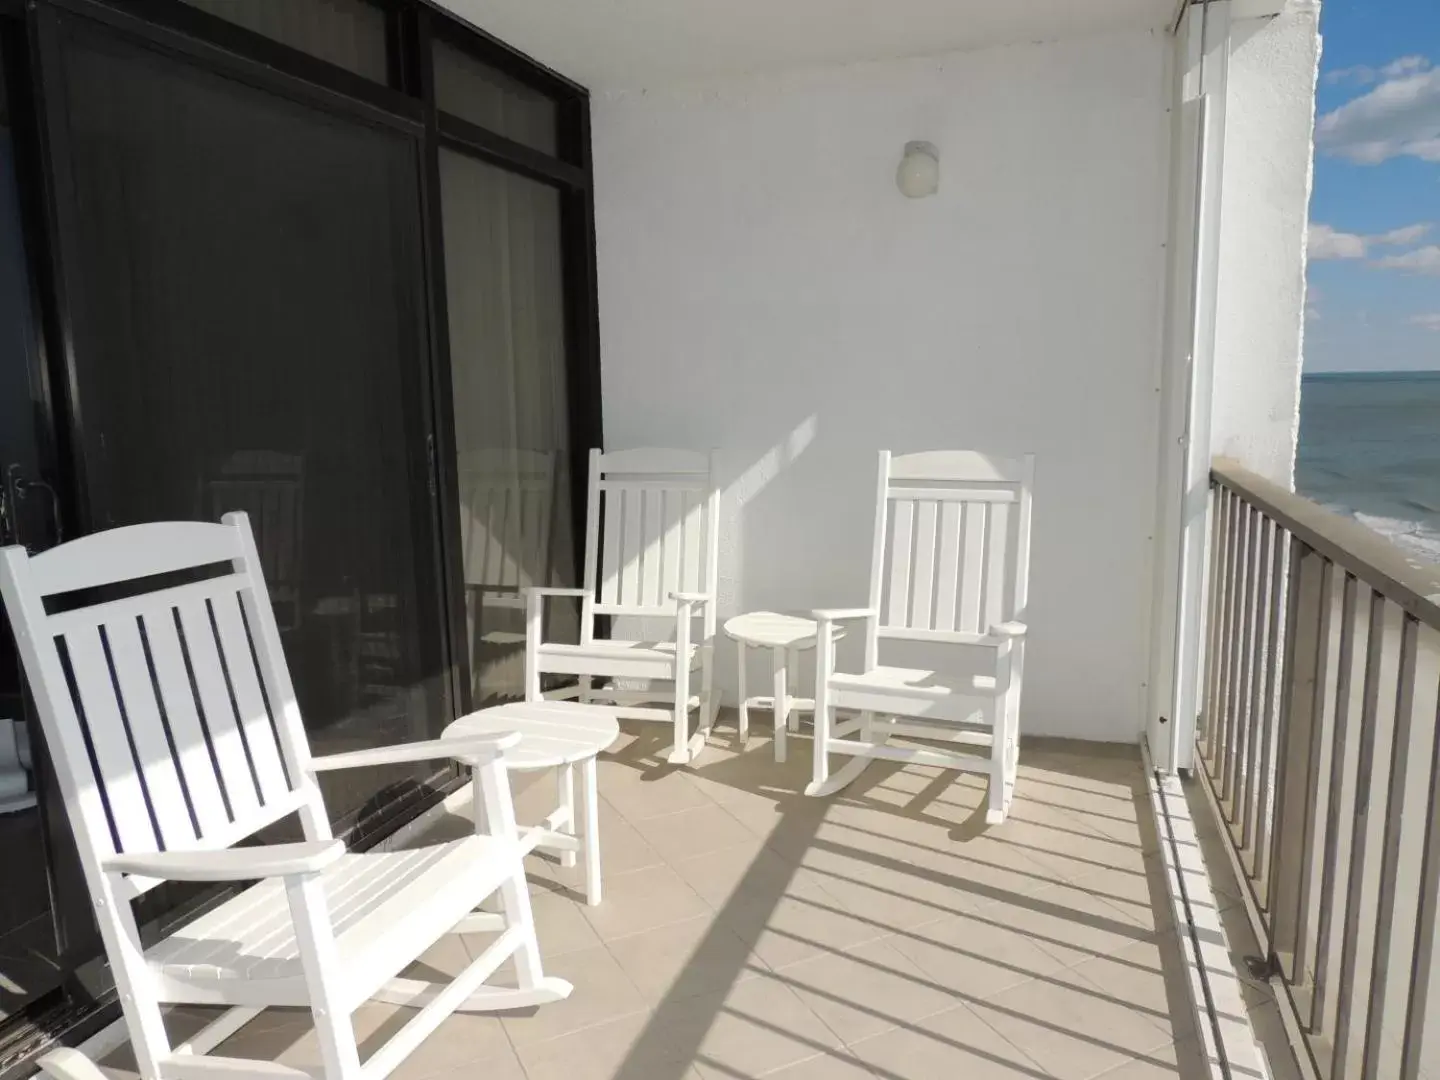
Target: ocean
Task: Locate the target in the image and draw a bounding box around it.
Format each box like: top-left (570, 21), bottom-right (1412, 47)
top-left (1294, 371), bottom-right (1440, 569)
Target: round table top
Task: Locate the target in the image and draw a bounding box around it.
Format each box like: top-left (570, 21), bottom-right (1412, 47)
top-left (723, 611), bottom-right (846, 650)
top-left (443, 701), bottom-right (621, 770)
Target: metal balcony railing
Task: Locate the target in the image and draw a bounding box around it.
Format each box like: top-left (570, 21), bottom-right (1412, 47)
top-left (1199, 459), bottom-right (1440, 1080)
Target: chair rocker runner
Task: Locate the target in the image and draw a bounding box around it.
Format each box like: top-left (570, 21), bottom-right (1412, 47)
top-left (0, 513), bottom-right (570, 1080)
top-left (526, 448), bottom-right (721, 765)
top-left (809, 450), bottom-right (1035, 825)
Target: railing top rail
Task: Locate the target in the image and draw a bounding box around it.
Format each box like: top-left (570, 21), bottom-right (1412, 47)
top-left (1212, 457), bottom-right (1440, 630)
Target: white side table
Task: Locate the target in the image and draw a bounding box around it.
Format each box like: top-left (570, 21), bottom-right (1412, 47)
top-left (443, 701), bottom-right (620, 906)
top-left (723, 612), bottom-right (844, 763)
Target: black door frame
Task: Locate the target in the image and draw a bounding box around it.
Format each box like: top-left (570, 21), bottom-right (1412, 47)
top-left (0, 0), bottom-right (602, 1071)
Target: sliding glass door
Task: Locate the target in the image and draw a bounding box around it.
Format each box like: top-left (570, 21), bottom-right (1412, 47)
top-left (0, 2), bottom-right (599, 1070)
top-left (40, 12), bottom-right (449, 840)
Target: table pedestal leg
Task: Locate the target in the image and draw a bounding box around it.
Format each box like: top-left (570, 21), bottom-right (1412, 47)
top-left (558, 763), bottom-right (577, 869)
top-left (786, 647), bottom-right (801, 732)
top-left (581, 757), bottom-right (601, 905)
top-left (737, 641), bottom-right (749, 742)
top-left (772, 647), bottom-right (788, 763)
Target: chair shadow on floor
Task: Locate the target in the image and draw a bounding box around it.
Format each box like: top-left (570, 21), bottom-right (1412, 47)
top-left (100, 714), bottom-right (1224, 1080)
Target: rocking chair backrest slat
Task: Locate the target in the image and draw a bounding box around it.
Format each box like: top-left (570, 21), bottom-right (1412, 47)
top-left (870, 450), bottom-right (1034, 645)
top-left (0, 514), bottom-right (326, 880)
top-left (583, 448), bottom-right (719, 625)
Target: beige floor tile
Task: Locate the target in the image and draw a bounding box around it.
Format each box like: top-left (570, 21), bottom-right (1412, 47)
top-left (488, 887), bottom-right (602, 957)
top-left (888, 906), bottom-right (1073, 1001)
top-left (595, 756), bottom-right (719, 822)
top-left (631, 802), bottom-right (758, 863)
top-left (1065, 935), bottom-right (1191, 1038)
top-left (216, 1002), bottom-right (503, 1075)
top-left (684, 972), bottom-right (845, 1077)
top-left (514, 1012), bottom-right (702, 1080)
top-left (500, 945), bottom-right (649, 1047)
top-left (1088, 1037), bottom-right (1210, 1080)
top-left (1002, 814), bottom-right (1153, 886)
top-left (991, 875), bottom-right (1161, 970)
top-left (971, 970), bottom-right (1180, 1080)
top-left (596, 803), bottom-right (670, 872)
top-left (608, 914), bottom-right (771, 1002)
top-left (671, 840), bottom-right (828, 908)
top-left (581, 864), bottom-right (712, 941)
top-left (696, 1045), bottom-right (878, 1079)
top-left (714, 887), bottom-right (891, 970)
top-left (778, 938), bottom-right (957, 1043)
top-left (402, 1050), bottom-right (528, 1080)
top-left (807, 831), bottom-right (1064, 932)
top-left (805, 846), bottom-right (972, 931)
top-left (382, 1013), bottom-right (516, 1080)
top-left (848, 1002), bottom-right (1051, 1080)
top-left (720, 793), bottom-right (828, 847)
top-left (403, 934), bottom-right (471, 980)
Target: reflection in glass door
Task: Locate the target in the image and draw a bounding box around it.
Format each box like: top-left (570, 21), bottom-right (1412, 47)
top-left (0, 31), bottom-right (63, 1025)
top-left (440, 150), bottom-right (579, 706)
top-left (42, 12), bottom-right (450, 848)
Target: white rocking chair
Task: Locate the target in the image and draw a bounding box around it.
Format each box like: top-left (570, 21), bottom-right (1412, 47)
top-left (525, 448), bottom-right (720, 765)
top-left (810, 450), bottom-right (1035, 825)
top-left (0, 514), bottom-right (570, 1080)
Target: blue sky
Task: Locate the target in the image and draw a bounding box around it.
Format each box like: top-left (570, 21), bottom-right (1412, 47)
top-left (1305, 0), bottom-right (1440, 372)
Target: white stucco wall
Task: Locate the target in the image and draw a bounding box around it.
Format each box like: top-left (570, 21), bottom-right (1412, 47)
top-left (1209, 5), bottom-right (1321, 485)
top-left (592, 31), bottom-right (1172, 742)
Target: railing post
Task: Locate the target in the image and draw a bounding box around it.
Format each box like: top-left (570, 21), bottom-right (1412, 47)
top-left (1253, 524), bottom-right (1288, 897)
top-left (1267, 540), bottom-right (1323, 974)
top-left (1202, 483), bottom-right (1227, 759)
top-left (1292, 558), bottom-right (1342, 1000)
top-left (1333, 596), bottom-right (1403, 1079)
top-left (1362, 618), bottom-right (1440, 1080)
top-left (1401, 625), bottom-right (1440, 1080)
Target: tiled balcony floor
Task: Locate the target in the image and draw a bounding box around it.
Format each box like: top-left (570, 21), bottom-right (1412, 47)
top-left (97, 718), bottom-right (1208, 1080)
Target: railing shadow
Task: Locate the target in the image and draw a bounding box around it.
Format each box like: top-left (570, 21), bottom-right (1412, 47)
top-left (583, 722), bottom-right (1212, 1079)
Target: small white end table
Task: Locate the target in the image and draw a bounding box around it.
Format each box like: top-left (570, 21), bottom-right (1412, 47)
top-left (723, 612), bottom-right (844, 763)
top-left (444, 701), bottom-right (620, 905)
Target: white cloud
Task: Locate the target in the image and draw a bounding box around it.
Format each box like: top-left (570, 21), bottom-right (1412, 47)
top-left (1375, 223), bottom-right (1432, 246)
top-left (1324, 65), bottom-right (1376, 87)
top-left (1409, 314), bottom-right (1440, 331)
top-left (1308, 224), bottom-right (1367, 259)
top-left (1383, 56), bottom-right (1431, 78)
top-left (1373, 246), bottom-right (1440, 274)
top-left (1309, 222), bottom-right (1430, 260)
top-left (1316, 61), bottom-right (1440, 164)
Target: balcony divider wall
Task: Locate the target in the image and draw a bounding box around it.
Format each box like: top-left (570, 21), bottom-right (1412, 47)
top-left (0, 1), bottom-right (600, 1073)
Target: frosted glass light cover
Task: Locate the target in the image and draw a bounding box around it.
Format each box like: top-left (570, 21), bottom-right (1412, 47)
top-left (897, 141), bottom-right (939, 198)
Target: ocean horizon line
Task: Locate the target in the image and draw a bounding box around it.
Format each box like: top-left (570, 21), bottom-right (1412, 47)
top-left (1303, 369), bottom-right (1440, 382)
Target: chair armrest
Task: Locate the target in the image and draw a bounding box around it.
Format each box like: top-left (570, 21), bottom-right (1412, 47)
top-left (989, 621), bottom-right (1028, 639)
top-left (525, 587), bottom-right (587, 600)
top-left (813, 608), bottom-right (877, 622)
top-left (103, 840), bottom-right (344, 882)
top-left (308, 734), bottom-right (521, 773)
top-left (669, 591), bottom-right (713, 605)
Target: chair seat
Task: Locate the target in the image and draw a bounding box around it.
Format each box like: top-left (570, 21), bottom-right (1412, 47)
top-left (147, 835), bottom-right (513, 1003)
top-left (536, 639), bottom-right (701, 678)
top-left (830, 664), bottom-right (998, 701)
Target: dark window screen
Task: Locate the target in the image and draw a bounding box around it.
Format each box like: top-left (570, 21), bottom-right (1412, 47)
top-left (434, 40), bottom-right (558, 156)
top-left (51, 24), bottom-right (447, 834)
top-left (176, 0), bottom-right (389, 82)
